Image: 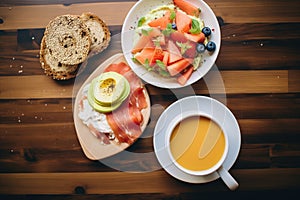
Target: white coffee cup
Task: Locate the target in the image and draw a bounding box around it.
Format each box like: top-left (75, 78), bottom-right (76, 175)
top-left (165, 111), bottom-right (239, 190)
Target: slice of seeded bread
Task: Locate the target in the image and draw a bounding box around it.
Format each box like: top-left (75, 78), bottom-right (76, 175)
top-left (40, 13), bottom-right (111, 80)
top-left (40, 36), bottom-right (79, 80)
top-left (43, 15), bottom-right (91, 65)
top-left (80, 12), bottom-right (111, 55)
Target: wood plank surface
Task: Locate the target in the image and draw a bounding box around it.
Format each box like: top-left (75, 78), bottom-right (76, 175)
top-left (0, 0), bottom-right (299, 199)
top-left (1, 0), bottom-right (300, 30)
top-left (0, 70), bottom-right (290, 99)
top-left (1, 118), bottom-right (299, 149)
top-left (0, 2), bottom-right (135, 30)
top-left (1, 93), bottom-right (298, 126)
top-left (0, 168), bottom-right (299, 194)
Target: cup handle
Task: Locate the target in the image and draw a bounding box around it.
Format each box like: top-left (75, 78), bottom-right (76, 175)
top-left (217, 166), bottom-right (239, 190)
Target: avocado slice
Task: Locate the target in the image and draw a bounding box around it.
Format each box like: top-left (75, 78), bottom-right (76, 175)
top-left (87, 72), bottom-right (131, 113)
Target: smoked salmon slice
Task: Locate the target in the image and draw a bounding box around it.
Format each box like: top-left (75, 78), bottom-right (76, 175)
top-left (148, 10), bottom-right (172, 30)
top-left (177, 66), bottom-right (194, 86)
top-left (173, 0), bottom-right (200, 17)
top-left (167, 58), bottom-right (192, 76)
top-left (175, 9), bottom-right (192, 33)
top-left (104, 62), bottom-right (148, 144)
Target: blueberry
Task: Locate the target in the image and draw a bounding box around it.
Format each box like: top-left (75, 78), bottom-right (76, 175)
top-left (202, 27), bottom-right (211, 37)
top-left (171, 23), bottom-right (177, 29)
top-left (206, 41), bottom-right (216, 52)
top-left (196, 43), bottom-right (206, 53)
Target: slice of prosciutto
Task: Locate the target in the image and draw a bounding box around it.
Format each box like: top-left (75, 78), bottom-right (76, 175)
top-left (104, 62), bottom-right (148, 144)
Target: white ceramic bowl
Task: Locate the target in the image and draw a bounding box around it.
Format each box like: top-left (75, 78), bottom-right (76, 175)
top-left (121, 0), bottom-right (221, 88)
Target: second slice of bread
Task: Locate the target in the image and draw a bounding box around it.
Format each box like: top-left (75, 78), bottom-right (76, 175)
top-left (80, 12), bottom-right (111, 56)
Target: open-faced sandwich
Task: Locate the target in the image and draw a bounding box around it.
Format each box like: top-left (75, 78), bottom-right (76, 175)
top-left (40, 13), bottom-right (111, 80)
top-left (77, 55), bottom-right (149, 147)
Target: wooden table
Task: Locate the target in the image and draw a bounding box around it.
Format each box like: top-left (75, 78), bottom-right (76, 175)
top-left (0, 0), bottom-right (300, 199)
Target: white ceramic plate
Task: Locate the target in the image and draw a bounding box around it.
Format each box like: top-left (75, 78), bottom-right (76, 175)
top-left (73, 53), bottom-right (151, 160)
top-left (121, 0), bottom-right (221, 88)
top-left (153, 96), bottom-right (241, 183)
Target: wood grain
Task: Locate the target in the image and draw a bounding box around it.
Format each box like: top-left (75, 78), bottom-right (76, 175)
top-left (1, 94), bottom-right (298, 126)
top-left (289, 70), bottom-right (300, 92)
top-left (0, 2), bottom-right (135, 30)
top-left (0, 168), bottom-right (299, 194)
top-left (0, 0), bottom-right (300, 198)
top-left (1, 0), bottom-right (300, 30)
top-left (0, 70), bottom-right (290, 99)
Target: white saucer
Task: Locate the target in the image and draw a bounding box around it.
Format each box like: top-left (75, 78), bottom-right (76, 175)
top-left (153, 96), bottom-right (241, 183)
